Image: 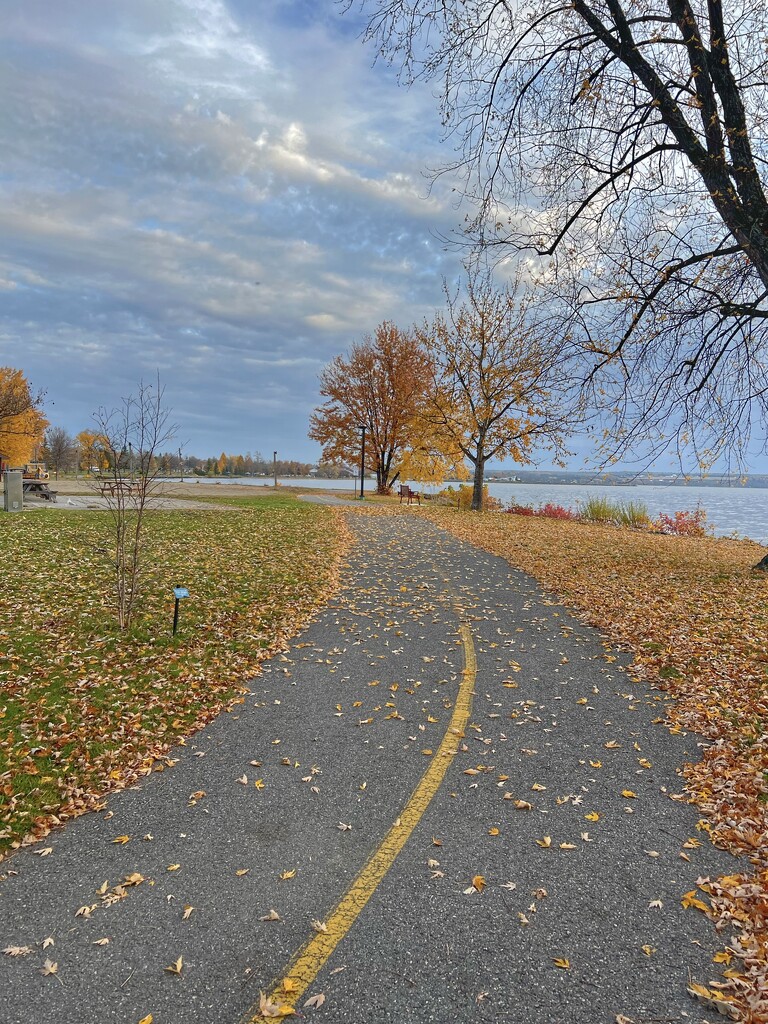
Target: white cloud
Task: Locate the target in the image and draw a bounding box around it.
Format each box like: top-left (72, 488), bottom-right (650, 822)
top-left (0, 0), bottom-right (469, 459)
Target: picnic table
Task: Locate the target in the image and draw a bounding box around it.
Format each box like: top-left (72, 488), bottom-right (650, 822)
top-left (22, 479), bottom-right (57, 501)
top-left (99, 480), bottom-right (141, 497)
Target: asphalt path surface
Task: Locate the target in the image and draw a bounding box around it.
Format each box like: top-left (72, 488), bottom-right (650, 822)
top-left (0, 514), bottom-right (735, 1024)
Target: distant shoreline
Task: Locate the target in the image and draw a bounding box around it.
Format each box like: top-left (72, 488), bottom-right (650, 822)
top-left (485, 471), bottom-right (768, 489)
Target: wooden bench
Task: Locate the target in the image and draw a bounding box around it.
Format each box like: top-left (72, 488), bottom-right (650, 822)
top-left (398, 485), bottom-right (421, 505)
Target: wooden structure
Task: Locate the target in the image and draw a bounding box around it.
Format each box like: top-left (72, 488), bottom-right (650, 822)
top-left (99, 480), bottom-right (141, 497)
top-left (398, 485), bottom-right (421, 505)
top-left (22, 479), bottom-right (57, 501)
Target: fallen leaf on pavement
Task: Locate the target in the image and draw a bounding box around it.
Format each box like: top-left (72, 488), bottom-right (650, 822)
top-left (164, 956), bottom-right (183, 975)
top-left (259, 991), bottom-right (295, 1018)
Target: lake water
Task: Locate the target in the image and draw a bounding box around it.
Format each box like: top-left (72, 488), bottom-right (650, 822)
top-left (175, 476), bottom-right (768, 543)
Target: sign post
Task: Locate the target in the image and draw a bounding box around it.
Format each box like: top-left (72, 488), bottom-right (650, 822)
top-left (172, 585), bottom-right (190, 635)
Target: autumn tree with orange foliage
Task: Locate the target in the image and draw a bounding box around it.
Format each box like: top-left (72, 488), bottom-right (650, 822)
top-left (0, 367), bottom-right (47, 466)
top-left (309, 323), bottom-right (435, 494)
top-left (416, 274), bottom-right (570, 511)
top-left (76, 430), bottom-right (109, 474)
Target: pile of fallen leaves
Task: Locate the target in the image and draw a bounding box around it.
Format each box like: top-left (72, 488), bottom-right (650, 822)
top-left (402, 505), bottom-right (768, 1022)
top-left (0, 496), bottom-right (349, 858)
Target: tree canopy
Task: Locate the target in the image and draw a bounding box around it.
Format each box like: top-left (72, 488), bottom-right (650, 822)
top-left (0, 367), bottom-right (47, 466)
top-left (358, 0), bottom-right (768, 467)
top-left (309, 322), bottom-right (434, 493)
top-left (416, 274), bottom-right (569, 508)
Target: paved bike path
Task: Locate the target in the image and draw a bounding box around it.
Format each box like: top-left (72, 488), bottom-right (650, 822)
top-left (0, 514), bottom-right (733, 1023)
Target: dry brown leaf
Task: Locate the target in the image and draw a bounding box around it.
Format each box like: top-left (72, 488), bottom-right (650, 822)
top-left (164, 956), bottom-right (183, 975)
top-left (259, 991), bottom-right (295, 1018)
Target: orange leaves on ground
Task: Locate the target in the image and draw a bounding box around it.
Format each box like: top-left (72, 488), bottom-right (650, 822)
top-left (682, 890), bottom-right (711, 914)
top-left (418, 505), bottom-right (768, 1019)
top-left (0, 499), bottom-right (349, 860)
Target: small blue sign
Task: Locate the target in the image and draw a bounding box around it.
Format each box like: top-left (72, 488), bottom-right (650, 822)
top-left (174, 586), bottom-right (190, 600)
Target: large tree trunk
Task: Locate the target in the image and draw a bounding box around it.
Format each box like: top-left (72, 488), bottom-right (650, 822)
top-left (471, 455), bottom-right (485, 511)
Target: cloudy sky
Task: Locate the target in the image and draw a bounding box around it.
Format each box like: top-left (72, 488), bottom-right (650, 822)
top-left (1, 0), bottom-right (478, 463)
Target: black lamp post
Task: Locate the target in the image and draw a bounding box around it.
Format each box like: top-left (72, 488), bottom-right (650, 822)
top-left (273, 451), bottom-right (278, 488)
top-left (358, 424), bottom-right (366, 500)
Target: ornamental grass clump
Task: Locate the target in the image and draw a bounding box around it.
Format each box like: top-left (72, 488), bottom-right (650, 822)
top-left (578, 495), bottom-right (619, 524)
top-left (614, 500), bottom-right (651, 529)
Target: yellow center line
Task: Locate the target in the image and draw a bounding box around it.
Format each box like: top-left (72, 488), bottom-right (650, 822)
top-left (244, 612), bottom-right (477, 1021)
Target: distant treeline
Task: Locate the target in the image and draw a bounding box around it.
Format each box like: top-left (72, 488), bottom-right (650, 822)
top-left (153, 451), bottom-right (352, 479)
top-left (38, 428), bottom-right (353, 479)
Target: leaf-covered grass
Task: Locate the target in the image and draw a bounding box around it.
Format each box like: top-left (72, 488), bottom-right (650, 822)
top-left (407, 504), bottom-right (767, 1019)
top-left (0, 495), bottom-right (347, 857)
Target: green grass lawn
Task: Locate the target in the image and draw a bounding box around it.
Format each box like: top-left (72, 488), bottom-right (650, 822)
top-left (0, 494), bottom-right (345, 856)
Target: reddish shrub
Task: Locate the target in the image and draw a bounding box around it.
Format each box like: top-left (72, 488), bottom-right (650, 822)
top-left (506, 503), bottom-right (535, 516)
top-left (536, 503), bottom-right (580, 521)
top-left (654, 509), bottom-right (708, 537)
